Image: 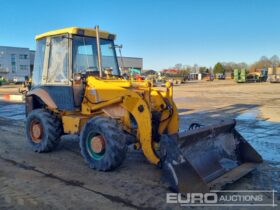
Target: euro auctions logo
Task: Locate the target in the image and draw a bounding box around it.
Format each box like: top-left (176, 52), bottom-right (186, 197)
top-left (167, 192), bottom-right (218, 204)
top-left (166, 190), bottom-right (278, 207)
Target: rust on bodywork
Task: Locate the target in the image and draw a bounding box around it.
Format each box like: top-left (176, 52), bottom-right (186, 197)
top-left (27, 89), bottom-right (57, 109)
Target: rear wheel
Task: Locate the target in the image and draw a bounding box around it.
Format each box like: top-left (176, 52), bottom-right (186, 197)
top-left (25, 109), bottom-right (62, 152)
top-left (80, 116), bottom-right (128, 171)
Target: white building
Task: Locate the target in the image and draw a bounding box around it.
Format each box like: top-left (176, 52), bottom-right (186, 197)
top-left (117, 57), bottom-right (143, 72)
top-left (0, 45), bottom-right (143, 80)
top-left (0, 46), bottom-right (33, 80)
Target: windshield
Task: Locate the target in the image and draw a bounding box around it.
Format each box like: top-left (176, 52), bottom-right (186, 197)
top-left (72, 35), bottom-right (120, 76)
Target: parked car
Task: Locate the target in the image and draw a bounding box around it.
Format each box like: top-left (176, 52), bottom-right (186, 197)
top-left (13, 76), bottom-right (26, 84)
top-left (0, 76), bottom-right (5, 86)
top-left (216, 73), bottom-right (225, 80)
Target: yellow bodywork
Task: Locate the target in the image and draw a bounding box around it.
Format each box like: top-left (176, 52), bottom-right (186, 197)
top-left (61, 76), bottom-right (179, 165)
top-left (35, 27), bottom-right (116, 40)
top-left (62, 115), bottom-right (89, 134)
top-left (35, 26), bottom-right (179, 166)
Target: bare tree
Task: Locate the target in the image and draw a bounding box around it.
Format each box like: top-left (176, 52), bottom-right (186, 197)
top-left (270, 55), bottom-right (280, 67)
top-left (174, 63), bottom-right (183, 70)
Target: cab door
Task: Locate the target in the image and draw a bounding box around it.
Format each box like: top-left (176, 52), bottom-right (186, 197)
top-left (41, 34), bottom-right (75, 111)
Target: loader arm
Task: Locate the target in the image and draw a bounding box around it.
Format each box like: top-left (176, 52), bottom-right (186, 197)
top-left (82, 76), bottom-right (180, 165)
top-left (121, 96), bottom-right (160, 164)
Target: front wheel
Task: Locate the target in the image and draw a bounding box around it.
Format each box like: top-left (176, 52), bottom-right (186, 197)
top-left (80, 116), bottom-right (128, 171)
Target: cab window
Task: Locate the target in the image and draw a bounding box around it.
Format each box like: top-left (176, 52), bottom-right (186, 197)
top-left (73, 36), bottom-right (98, 73)
top-left (72, 35), bottom-right (120, 76)
top-left (32, 38), bottom-right (46, 86)
top-left (47, 36), bottom-right (69, 84)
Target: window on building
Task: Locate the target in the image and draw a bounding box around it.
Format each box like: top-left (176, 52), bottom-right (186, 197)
top-left (11, 54), bottom-right (16, 73)
top-left (12, 65), bottom-right (16, 73)
top-left (20, 65), bottom-right (28, 71)
top-left (11, 54), bottom-right (16, 61)
top-left (19, 54), bottom-right (28, 59)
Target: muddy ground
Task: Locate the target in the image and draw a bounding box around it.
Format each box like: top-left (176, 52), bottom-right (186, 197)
top-left (0, 80), bottom-right (279, 209)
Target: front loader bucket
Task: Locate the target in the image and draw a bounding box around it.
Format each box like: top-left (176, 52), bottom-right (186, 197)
top-left (160, 119), bottom-right (262, 194)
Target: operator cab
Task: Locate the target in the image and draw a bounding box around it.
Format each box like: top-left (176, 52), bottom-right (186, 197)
top-left (31, 27), bottom-right (120, 110)
top-left (32, 27), bottom-right (120, 87)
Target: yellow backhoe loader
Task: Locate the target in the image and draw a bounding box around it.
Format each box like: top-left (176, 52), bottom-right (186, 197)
top-left (24, 26), bottom-right (262, 194)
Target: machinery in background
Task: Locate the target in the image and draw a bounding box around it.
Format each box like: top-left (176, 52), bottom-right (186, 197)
top-left (0, 76), bottom-right (5, 86)
top-left (203, 73), bottom-right (214, 81)
top-left (122, 68), bottom-right (145, 82)
top-left (253, 69), bottom-right (268, 82)
top-left (113, 44), bottom-right (144, 81)
top-left (142, 70), bottom-right (158, 85)
top-left (216, 73), bottom-right (225, 80)
top-left (269, 75), bottom-right (280, 83)
top-left (267, 67), bottom-right (280, 83)
top-left (234, 68), bottom-right (268, 83)
top-left (160, 69), bottom-right (188, 85)
top-left (234, 69), bottom-right (247, 83)
top-left (129, 68), bottom-right (145, 80)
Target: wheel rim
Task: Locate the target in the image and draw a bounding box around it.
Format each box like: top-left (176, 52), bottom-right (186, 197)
top-left (86, 133), bottom-right (106, 160)
top-left (30, 119), bottom-right (43, 143)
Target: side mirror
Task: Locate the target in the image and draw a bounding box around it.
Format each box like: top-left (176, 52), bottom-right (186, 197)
top-left (72, 73), bottom-right (83, 85)
top-left (104, 67), bottom-right (113, 76)
top-left (73, 73), bottom-right (82, 81)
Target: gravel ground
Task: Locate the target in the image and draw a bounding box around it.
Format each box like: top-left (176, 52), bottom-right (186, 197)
top-left (0, 81), bottom-right (279, 209)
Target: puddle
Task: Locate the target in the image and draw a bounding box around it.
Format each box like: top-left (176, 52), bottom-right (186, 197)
top-left (236, 108), bottom-right (280, 164)
top-left (0, 104), bottom-right (25, 120)
top-left (236, 109), bottom-right (259, 121)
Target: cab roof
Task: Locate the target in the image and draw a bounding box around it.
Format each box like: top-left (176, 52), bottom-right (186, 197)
top-left (35, 27), bottom-right (116, 40)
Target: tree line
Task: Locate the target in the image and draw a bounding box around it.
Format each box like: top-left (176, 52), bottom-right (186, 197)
top-left (170, 55), bottom-right (280, 75)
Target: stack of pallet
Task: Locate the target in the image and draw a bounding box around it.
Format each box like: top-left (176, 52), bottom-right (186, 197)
top-left (268, 67), bottom-right (280, 83)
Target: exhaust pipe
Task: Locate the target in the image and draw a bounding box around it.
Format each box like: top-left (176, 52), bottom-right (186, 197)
top-left (95, 25), bottom-right (103, 78)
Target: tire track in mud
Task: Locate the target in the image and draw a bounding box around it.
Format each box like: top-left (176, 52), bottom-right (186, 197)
top-left (0, 177), bottom-right (43, 210)
top-left (0, 121), bottom-right (83, 158)
top-left (0, 155), bottom-right (155, 210)
top-left (0, 197), bottom-right (18, 210)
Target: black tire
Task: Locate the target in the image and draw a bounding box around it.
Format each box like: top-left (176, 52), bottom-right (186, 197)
top-left (80, 116), bottom-right (128, 171)
top-left (25, 109), bottom-right (62, 152)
